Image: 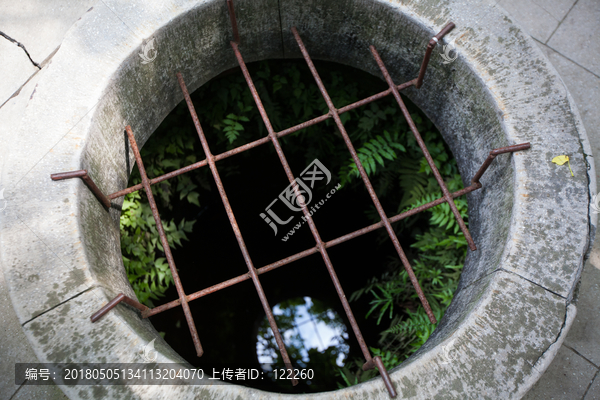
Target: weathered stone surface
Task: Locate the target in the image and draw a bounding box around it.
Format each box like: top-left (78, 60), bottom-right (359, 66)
top-left (0, 67), bottom-right (45, 400)
top-left (0, 0), bottom-right (97, 65)
top-left (16, 272), bottom-right (574, 399)
top-left (10, 383), bottom-right (69, 400)
top-left (0, 37), bottom-right (37, 106)
top-left (21, 287), bottom-right (209, 399)
top-left (0, 0), bottom-right (594, 398)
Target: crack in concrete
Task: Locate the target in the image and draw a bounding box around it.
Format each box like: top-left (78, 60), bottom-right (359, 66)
top-left (529, 302), bottom-right (571, 377)
top-left (500, 268), bottom-right (567, 299)
top-left (584, 369), bottom-right (600, 398)
top-left (532, 37), bottom-right (600, 80)
top-left (566, 92), bottom-right (596, 304)
top-left (563, 344), bottom-right (600, 369)
top-left (21, 286), bottom-right (95, 327)
top-left (0, 31), bottom-right (40, 69)
top-left (545, 0), bottom-right (580, 45)
top-left (277, 0), bottom-right (285, 58)
top-left (8, 381), bottom-right (25, 400)
top-left (0, 70), bottom-right (39, 110)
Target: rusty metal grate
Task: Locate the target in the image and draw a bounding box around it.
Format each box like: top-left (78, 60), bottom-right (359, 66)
top-left (50, 5), bottom-right (530, 397)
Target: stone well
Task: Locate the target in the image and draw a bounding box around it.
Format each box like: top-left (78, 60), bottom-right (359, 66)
top-left (0, 0), bottom-right (595, 398)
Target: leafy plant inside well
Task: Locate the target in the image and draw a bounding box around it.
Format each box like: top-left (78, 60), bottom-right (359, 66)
top-left (120, 59), bottom-right (468, 390)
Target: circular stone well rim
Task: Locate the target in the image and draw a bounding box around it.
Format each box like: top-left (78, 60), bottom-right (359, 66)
top-left (1, 0), bottom-right (595, 398)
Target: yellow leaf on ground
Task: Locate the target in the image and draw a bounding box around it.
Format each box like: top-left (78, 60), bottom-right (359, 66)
top-left (552, 155), bottom-right (574, 176)
top-left (552, 155), bottom-right (569, 165)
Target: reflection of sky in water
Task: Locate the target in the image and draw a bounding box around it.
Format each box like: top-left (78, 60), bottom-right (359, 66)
top-left (257, 297), bottom-right (349, 367)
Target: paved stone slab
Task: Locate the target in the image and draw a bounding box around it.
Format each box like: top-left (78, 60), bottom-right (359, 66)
top-left (0, 1), bottom-right (136, 191)
top-left (586, 373), bottom-right (600, 399)
top-left (0, 0), bottom-right (96, 65)
top-left (498, 0), bottom-right (561, 42)
top-left (0, 69), bottom-right (46, 400)
top-left (588, 239), bottom-right (600, 272)
top-left (534, 43), bottom-right (600, 193)
top-left (547, 0), bottom-right (600, 76)
top-left (524, 346), bottom-right (598, 400)
top-left (0, 37), bottom-right (38, 106)
top-left (529, 0), bottom-right (578, 21)
top-left (0, 267), bottom-right (39, 400)
top-left (564, 263), bottom-right (600, 367)
top-left (0, 56), bottom-right (43, 210)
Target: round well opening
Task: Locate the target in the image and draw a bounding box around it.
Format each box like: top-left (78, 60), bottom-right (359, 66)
top-left (124, 57), bottom-right (469, 393)
top-left (79, 2), bottom-right (517, 395)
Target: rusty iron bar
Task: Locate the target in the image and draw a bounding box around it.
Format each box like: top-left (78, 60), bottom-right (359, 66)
top-left (124, 125), bottom-right (204, 358)
top-left (292, 26), bottom-right (435, 336)
top-left (415, 22), bottom-right (455, 89)
top-left (230, 39), bottom-right (392, 393)
top-left (88, 82), bottom-right (527, 394)
top-left (51, 170), bottom-right (111, 209)
top-left (370, 44), bottom-right (477, 255)
top-left (106, 79), bottom-right (415, 201)
top-left (80, 19), bottom-right (531, 393)
top-left (108, 160), bottom-right (208, 200)
top-left (176, 72), bottom-right (298, 386)
top-left (143, 245), bottom-right (318, 318)
top-left (138, 139), bottom-right (530, 318)
top-left (98, 22), bottom-right (456, 206)
top-left (226, 0), bottom-right (240, 44)
top-left (471, 143), bottom-right (531, 184)
top-left (337, 80), bottom-right (415, 114)
top-left (374, 356), bottom-right (394, 390)
top-left (90, 293), bottom-right (149, 322)
top-left (96, 142), bottom-right (528, 320)
top-left (108, 137), bottom-right (268, 200)
top-left (108, 136), bottom-right (285, 200)
top-left (142, 182), bottom-right (485, 318)
top-left (328, 183), bottom-right (479, 247)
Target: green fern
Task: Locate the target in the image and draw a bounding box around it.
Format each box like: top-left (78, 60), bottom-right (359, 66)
top-left (401, 189), bottom-right (468, 234)
top-left (222, 112), bottom-right (250, 144)
top-left (365, 282), bottom-right (402, 325)
top-left (396, 158), bottom-right (429, 211)
top-left (384, 308), bottom-right (440, 353)
top-left (120, 192), bottom-right (196, 306)
top-left (343, 147), bottom-right (468, 386)
top-left (340, 130), bottom-right (405, 185)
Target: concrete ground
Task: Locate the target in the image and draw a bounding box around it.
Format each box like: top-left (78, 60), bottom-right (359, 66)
top-left (0, 0), bottom-right (598, 399)
top-left (500, 0), bottom-right (600, 398)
